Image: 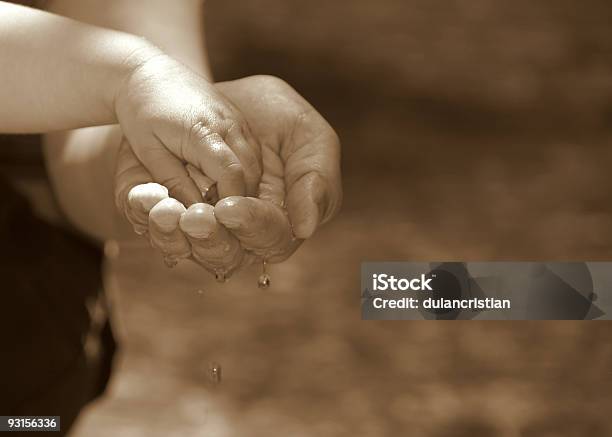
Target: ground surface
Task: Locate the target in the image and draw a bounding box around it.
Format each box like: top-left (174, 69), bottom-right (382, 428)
top-left (65, 1), bottom-right (612, 435)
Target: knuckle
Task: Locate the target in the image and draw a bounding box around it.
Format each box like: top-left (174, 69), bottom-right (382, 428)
top-left (329, 129), bottom-right (342, 154)
top-left (115, 185), bottom-right (131, 215)
top-left (189, 120), bottom-right (209, 139)
top-left (221, 161), bottom-right (245, 181)
top-left (252, 74), bottom-right (289, 92)
top-left (189, 120), bottom-right (221, 146)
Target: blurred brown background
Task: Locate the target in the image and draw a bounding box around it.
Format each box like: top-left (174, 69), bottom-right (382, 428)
top-left (205, 0), bottom-right (612, 260)
top-left (5, 0), bottom-right (612, 435)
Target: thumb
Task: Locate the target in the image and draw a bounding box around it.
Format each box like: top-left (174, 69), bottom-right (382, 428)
top-left (286, 171), bottom-right (341, 239)
top-left (214, 196), bottom-right (299, 261)
top-left (282, 111), bottom-right (342, 239)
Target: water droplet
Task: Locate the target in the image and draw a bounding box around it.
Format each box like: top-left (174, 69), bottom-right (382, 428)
top-left (197, 289), bottom-right (204, 295)
top-left (204, 183), bottom-right (219, 205)
top-left (223, 243), bottom-right (231, 252)
top-left (163, 256), bottom-right (178, 268)
top-left (215, 271), bottom-right (226, 283)
top-left (258, 273), bottom-right (271, 289)
top-left (258, 258), bottom-right (270, 288)
top-left (209, 362), bottom-right (222, 384)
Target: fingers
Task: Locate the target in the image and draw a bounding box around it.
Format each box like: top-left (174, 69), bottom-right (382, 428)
top-left (185, 125), bottom-right (247, 199)
top-left (216, 76), bottom-right (342, 238)
top-left (179, 203), bottom-right (244, 275)
top-left (257, 144), bottom-right (286, 206)
top-left (286, 172), bottom-right (329, 239)
top-left (115, 137), bottom-right (153, 214)
top-left (284, 128), bottom-right (343, 239)
top-left (148, 197), bottom-right (191, 266)
top-left (126, 183), bottom-right (169, 235)
top-left (224, 122), bottom-right (262, 196)
top-left (214, 196), bottom-right (300, 262)
top-left (186, 164), bottom-right (219, 204)
top-left (115, 138), bottom-right (251, 275)
top-left (115, 138), bottom-right (168, 235)
top-left (130, 136), bottom-right (203, 207)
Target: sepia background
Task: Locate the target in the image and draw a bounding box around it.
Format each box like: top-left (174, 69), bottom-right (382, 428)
top-left (2, 0), bottom-right (612, 435)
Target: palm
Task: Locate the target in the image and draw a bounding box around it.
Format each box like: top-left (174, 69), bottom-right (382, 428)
top-left (216, 75), bottom-right (342, 241)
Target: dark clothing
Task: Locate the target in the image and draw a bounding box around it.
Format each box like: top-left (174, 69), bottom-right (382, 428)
top-left (0, 135), bottom-right (115, 435)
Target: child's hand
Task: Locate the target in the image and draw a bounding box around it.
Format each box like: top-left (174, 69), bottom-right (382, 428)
top-left (114, 49), bottom-right (262, 205)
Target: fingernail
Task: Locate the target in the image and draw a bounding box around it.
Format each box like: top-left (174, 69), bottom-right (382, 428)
top-left (213, 197), bottom-right (243, 229)
top-left (179, 203), bottom-right (215, 238)
top-left (149, 198), bottom-right (185, 233)
top-left (128, 183), bottom-right (168, 211)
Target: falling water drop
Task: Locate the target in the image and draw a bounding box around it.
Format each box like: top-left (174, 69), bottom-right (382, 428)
top-left (258, 274), bottom-right (271, 289)
top-left (163, 256), bottom-right (177, 268)
top-left (258, 259), bottom-right (270, 289)
top-left (215, 271), bottom-right (226, 283)
top-left (209, 362), bottom-right (222, 384)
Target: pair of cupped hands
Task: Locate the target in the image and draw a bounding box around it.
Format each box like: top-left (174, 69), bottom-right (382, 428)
top-left (112, 52), bottom-right (342, 279)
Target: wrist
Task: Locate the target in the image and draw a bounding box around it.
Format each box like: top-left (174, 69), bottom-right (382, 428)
top-left (107, 34), bottom-right (166, 122)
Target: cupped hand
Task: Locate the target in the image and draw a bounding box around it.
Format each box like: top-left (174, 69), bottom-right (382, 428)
top-left (114, 137), bottom-right (245, 275)
top-left (115, 75), bottom-right (342, 278)
top-left (212, 75), bottom-right (342, 256)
